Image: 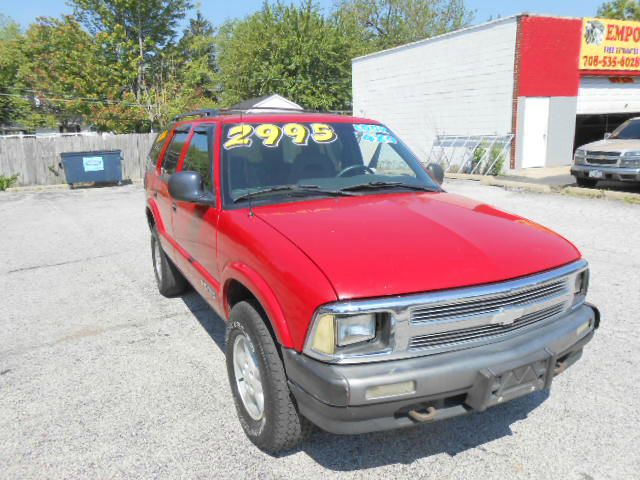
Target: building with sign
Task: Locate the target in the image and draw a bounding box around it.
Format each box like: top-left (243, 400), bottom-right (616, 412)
top-left (352, 14), bottom-right (640, 170)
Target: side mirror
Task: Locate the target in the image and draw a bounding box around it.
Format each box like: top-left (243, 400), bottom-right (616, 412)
top-left (426, 163), bottom-right (445, 185)
top-left (604, 132), bottom-right (612, 139)
top-left (168, 171), bottom-right (215, 206)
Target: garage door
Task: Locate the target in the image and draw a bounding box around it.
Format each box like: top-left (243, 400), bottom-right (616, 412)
top-left (577, 76), bottom-right (640, 115)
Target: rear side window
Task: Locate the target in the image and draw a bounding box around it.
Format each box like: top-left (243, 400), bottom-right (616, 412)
top-left (182, 126), bottom-right (213, 192)
top-left (163, 128), bottom-right (191, 174)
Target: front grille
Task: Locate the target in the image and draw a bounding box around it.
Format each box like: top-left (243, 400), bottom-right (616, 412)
top-left (585, 151), bottom-right (619, 165)
top-left (409, 303), bottom-right (565, 350)
top-left (410, 280), bottom-right (567, 323)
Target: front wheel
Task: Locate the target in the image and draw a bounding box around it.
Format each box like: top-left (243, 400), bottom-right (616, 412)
top-left (226, 301), bottom-right (311, 453)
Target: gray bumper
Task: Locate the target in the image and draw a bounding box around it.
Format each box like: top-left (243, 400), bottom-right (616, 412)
top-left (283, 304), bottom-right (599, 434)
top-left (571, 164), bottom-right (640, 182)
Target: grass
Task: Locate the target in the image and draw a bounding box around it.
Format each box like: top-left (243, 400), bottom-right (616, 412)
top-left (0, 174), bottom-right (19, 191)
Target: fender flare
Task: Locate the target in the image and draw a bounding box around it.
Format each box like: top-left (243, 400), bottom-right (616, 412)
top-left (146, 198), bottom-right (167, 234)
top-left (222, 262), bottom-right (294, 348)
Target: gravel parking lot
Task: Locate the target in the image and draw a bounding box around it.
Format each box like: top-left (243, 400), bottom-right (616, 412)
top-left (1, 181), bottom-right (638, 479)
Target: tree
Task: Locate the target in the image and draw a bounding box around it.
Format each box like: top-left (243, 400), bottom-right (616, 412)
top-left (215, 1), bottom-right (353, 110)
top-left (597, 0), bottom-right (640, 20)
top-left (13, 16), bottom-right (149, 133)
top-left (69, 0), bottom-right (193, 123)
top-left (158, 12), bottom-right (218, 121)
top-left (334, 0), bottom-right (474, 52)
top-left (0, 16), bottom-right (30, 127)
top-left (0, 14), bottom-right (20, 41)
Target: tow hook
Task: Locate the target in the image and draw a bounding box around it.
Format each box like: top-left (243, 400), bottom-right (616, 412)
top-left (408, 406), bottom-right (437, 422)
top-left (554, 360), bottom-right (567, 375)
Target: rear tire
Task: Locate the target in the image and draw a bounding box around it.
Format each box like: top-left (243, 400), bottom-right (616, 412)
top-left (576, 177), bottom-right (598, 188)
top-left (226, 301), bottom-right (312, 453)
top-left (150, 226), bottom-right (187, 297)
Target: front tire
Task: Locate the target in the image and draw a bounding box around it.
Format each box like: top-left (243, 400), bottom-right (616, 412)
top-left (150, 226), bottom-right (187, 297)
top-left (226, 301), bottom-right (311, 453)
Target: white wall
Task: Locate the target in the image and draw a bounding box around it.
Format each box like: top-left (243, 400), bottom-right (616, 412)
top-left (352, 18), bottom-right (518, 160)
top-left (577, 77), bottom-right (640, 115)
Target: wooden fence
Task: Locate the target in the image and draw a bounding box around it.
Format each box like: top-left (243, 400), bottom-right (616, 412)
top-left (0, 133), bottom-right (156, 186)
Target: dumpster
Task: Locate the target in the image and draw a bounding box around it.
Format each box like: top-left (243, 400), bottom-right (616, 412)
top-left (60, 150), bottom-right (123, 187)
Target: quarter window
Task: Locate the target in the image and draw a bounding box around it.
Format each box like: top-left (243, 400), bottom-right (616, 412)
top-left (182, 127), bottom-right (213, 192)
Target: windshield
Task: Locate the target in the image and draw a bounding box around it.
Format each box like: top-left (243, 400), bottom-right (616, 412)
top-left (221, 121), bottom-right (438, 206)
top-left (611, 119), bottom-right (640, 139)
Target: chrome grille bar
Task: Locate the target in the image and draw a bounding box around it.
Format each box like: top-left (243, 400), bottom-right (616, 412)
top-left (411, 281), bottom-right (566, 323)
top-left (409, 304), bottom-right (565, 350)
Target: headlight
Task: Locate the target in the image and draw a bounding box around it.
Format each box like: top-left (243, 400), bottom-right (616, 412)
top-left (621, 151), bottom-right (640, 167)
top-left (572, 269), bottom-right (589, 306)
top-left (305, 311), bottom-right (388, 360)
top-left (574, 149), bottom-right (587, 165)
top-left (336, 313), bottom-right (376, 346)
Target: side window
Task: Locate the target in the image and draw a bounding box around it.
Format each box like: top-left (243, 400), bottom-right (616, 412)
top-left (370, 143), bottom-right (417, 178)
top-left (163, 128), bottom-right (191, 175)
top-left (182, 126), bottom-right (213, 192)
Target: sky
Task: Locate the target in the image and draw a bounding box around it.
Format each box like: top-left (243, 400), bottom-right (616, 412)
top-left (2, 0), bottom-right (606, 30)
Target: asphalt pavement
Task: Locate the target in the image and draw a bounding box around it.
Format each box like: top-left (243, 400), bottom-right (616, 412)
top-left (0, 181), bottom-right (638, 479)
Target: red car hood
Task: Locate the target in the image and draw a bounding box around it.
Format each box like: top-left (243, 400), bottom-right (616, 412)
top-left (255, 192), bottom-right (581, 300)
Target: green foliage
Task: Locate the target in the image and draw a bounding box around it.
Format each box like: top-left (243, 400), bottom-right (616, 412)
top-left (469, 143), bottom-right (505, 176)
top-left (0, 14), bottom-right (21, 41)
top-left (333, 0), bottom-right (474, 52)
top-left (215, 1), bottom-right (353, 110)
top-left (0, 0), bottom-right (473, 132)
top-left (0, 23), bottom-right (31, 127)
top-left (69, 0), bottom-right (194, 126)
top-left (0, 173), bottom-right (19, 191)
top-left (597, 0), bottom-right (640, 20)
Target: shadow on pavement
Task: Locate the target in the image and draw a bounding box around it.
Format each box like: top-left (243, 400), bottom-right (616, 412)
top-left (182, 291), bottom-right (226, 352)
top-left (296, 391), bottom-right (549, 470)
top-left (181, 289), bottom-right (550, 470)
top-left (596, 180), bottom-right (640, 194)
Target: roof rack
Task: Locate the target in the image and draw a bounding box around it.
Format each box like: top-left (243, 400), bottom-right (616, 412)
top-left (172, 106), bottom-right (349, 122)
top-left (172, 109), bottom-right (219, 121)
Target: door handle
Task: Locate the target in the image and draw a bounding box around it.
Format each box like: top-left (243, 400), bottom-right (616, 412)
top-left (171, 202), bottom-right (177, 212)
top-left (153, 191), bottom-right (158, 198)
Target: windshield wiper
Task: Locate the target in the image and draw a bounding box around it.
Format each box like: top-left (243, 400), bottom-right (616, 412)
top-left (339, 181), bottom-right (439, 193)
top-left (233, 184), bottom-right (355, 203)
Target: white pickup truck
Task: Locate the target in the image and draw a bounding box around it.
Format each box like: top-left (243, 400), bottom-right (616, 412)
top-left (572, 117), bottom-right (640, 187)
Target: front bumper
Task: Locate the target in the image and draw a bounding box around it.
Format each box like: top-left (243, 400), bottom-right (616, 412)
top-left (571, 164), bottom-right (640, 182)
top-left (283, 304), bottom-right (599, 434)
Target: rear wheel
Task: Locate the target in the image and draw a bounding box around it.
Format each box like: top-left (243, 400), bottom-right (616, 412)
top-left (226, 301), bottom-right (311, 453)
top-left (576, 177), bottom-right (598, 188)
top-left (150, 226), bottom-right (187, 297)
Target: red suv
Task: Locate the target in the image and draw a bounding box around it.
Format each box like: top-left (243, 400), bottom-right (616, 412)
top-left (144, 109), bottom-right (599, 453)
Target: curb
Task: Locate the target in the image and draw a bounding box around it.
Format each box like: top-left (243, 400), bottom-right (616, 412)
top-left (445, 173), bottom-right (483, 181)
top-left (445, 174), bottom-right (552, 194)
top-left (480, 177), bottom-right (553, 193)
top-left (446, 174), bottom-right (640, 204)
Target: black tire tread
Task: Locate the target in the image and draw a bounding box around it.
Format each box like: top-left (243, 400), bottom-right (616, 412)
top-left (227, 301), bottom-right (311, 453)
top-left (151, 226), bottom-right (187, 297)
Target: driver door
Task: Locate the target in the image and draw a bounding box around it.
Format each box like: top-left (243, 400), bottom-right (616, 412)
top-left (171, 125), bottom-right (220, 299)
